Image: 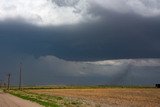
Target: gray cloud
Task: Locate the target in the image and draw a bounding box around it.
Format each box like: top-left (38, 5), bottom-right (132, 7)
top-left (0, 54), bottom-right (159, 86)
top-left (0, 0), bottom-right (160, 86)
top-left (53, 0), bottom-right (80, 7)
top-left (92, 0), bottom-right (160, 17)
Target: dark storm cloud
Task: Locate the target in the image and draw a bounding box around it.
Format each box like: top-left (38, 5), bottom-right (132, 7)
top-left (0, 2), bottom-right (160, 86)
top-left (0, 10), bottom-right (160, 61)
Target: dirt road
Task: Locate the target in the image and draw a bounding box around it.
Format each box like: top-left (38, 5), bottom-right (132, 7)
top-left (0, 92), bottom-right (43, 107)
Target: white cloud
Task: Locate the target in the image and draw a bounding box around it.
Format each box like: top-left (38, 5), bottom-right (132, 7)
top-left (90, 59), bottom-right (160, 67)
top-left (93, 0), bottom-right (160, 17)
top-left (0, 0), bottom-right (160, 26)
top-left (0, 0), bottom-right (93, 26)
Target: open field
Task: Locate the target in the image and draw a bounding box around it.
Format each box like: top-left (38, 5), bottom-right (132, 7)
top-left (27, 88), bottom-right (160, 107)
top-left (7, 87), bottom-right (160, 107)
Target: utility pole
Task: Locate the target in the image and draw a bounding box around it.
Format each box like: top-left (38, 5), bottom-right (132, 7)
top-left (7, 74), bottom-right (11, 90)
top-left (19, 62), bottom-right (22, 90)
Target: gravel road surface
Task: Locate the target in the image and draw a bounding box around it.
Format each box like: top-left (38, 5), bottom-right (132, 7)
top-left (0, 92), bottom-right (43, 107)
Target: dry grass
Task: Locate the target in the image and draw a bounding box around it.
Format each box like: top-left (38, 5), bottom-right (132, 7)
top-left (28, 88), bottom-right (160, 107)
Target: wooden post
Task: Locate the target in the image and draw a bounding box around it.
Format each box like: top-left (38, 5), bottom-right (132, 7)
top-left (19, 62), bottom-right (22, 90)
top-left (7, 74), bottom-right (11, 90)
top-left (0, 80), bottom-right (2, 88)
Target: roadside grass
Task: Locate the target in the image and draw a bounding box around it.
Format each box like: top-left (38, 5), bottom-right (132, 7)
top-left (7, 90), bottom-right (59, 107)
top-left (7, 89), bottom-right (86, 107)
top-left (0, 89), bottom-right (3, 92)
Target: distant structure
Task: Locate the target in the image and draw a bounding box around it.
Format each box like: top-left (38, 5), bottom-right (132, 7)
top-left (155, 84), bottom-right (160, 88)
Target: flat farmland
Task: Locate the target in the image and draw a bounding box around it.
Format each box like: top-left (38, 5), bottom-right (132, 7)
top-left (28, 88), bottom-right (160, 107)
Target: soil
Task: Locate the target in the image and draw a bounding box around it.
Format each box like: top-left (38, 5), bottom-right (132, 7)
top-left (29, 88), bottom-right (160, 107)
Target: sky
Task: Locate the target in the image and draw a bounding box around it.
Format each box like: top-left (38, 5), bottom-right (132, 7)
top-left (0, 0), bottom-right (160, 86)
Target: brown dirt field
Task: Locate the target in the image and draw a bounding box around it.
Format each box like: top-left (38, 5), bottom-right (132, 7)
top-left (29, 88), bottom-right (160, 107)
